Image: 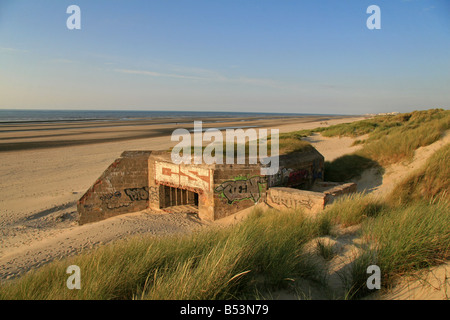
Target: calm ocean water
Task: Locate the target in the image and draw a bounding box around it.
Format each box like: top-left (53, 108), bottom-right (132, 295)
top-left (0, 109), bottom-right (330, 123)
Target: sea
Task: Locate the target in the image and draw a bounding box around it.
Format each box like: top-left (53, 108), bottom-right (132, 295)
top-left (0, 109), bottom-right (335, 124)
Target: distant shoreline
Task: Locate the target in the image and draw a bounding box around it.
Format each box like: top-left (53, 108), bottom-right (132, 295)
top-left (0, 114), bottom-right (360, 152)
top-left (0, 109), bottom-right (358, 124)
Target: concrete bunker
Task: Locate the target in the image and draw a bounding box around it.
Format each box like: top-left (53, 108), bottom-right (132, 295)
top-left (77, 147), bottom-right (356, 225)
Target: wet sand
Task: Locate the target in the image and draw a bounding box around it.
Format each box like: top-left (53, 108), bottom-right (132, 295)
top-left (0, 115), bottom-right (354, 152)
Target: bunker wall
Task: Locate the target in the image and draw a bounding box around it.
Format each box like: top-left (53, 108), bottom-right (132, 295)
top-left (266, 187), bottom-right (328, 213)
top-left (213, 164), bottom-right (268, 220)
top-left (77, 151), bottom-right (152, 225)
top-left (267, 149), bottom-right (325, 189)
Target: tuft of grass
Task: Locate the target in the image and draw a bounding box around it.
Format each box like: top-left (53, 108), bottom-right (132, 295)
top-left (317, 120), bottom-right (381, 138)
top-left (315, 239), bottom-right (335, 261)
top-left (351, 139), bottom-right (365, 146)
top-left (344, 251), bottom-right (378, 300)
top-left (277, 137), bottom-right (313, 155)
top-left (316, 214), bottom-right (333, 236)
top-left (356, 119), bottom-right (447, 166)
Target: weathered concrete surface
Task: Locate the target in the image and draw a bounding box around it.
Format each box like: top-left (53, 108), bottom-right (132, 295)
top-left (312, 181), bottom-right (358, 204)
top-left (266, 187), bottom-right (327, 213)
top-left (77, 151), bottom-right (152, 225)
top-left (267, 182), bottom-right (357, 214)
top-left (213, 163), bottom-right (267, 220)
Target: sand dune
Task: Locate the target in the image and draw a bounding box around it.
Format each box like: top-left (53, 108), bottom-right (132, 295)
top-left (0, 115), bottom-right (365, 280)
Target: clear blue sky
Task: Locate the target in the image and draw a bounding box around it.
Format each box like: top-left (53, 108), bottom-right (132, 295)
top-left (0, 0), bottom-right (449, 115)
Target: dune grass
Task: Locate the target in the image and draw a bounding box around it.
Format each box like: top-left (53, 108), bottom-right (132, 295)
top-left (171, 132), bottom-right (314, 161)
top-left (318, 108), bottom-right (449, 138)
top-left (386, 143), bottom-right (450, 205)
top-left (320, 193), bottom-right (385, 227)
top-left (336, 141), bottom-right (450, 298)
top-left (363, 202), bottom-right (449, 279)
top-left (315, 240), bottom-right (336, 262)
top-left (356, 118), bottom-right (448, 167)
top-left (2, 192), bottom-right (447, 300)
top-left (0, 208), bottom-right (329, 300)
top-left (318, 109), bottom-right (450, 182)
top-left (345, 201), bottom-right (450, 299)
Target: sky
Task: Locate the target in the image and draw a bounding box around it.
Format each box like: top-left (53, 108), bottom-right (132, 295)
top-left (0, 0), bottom-right (449, 115)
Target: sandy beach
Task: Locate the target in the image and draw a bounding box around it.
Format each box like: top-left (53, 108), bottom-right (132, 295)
top-left (0, 114), bottom-right (366, 280)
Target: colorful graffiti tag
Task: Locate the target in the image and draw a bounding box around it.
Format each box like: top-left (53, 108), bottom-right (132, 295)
top-left (215, 176), bottom-right (266, 204)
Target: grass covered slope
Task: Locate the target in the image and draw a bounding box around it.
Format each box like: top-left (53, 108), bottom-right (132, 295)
top-left (321, 109), bottom-right (450, 181)
top-left (0, 208), bottom-right (329, 300)
top-left (203, 137), bottom-right (313, 158)
top-left (344, 200), bottom-right (449, 299)
top-left (319, 108), bottom-right (449, 139)
top-left (322, 142), bottom-right (450, 298)
top-left (387, 143), bottom-right (449, 205)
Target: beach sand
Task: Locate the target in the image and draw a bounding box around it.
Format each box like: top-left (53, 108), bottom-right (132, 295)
top-left (0, 115), bottom-right (366, 280)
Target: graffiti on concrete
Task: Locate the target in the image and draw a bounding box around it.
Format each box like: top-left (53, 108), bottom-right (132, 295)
top-left (99, 190), bottom-right (132, 209)
top-left (312, 159), bottom-right (323, 180)
top-left (268, 168), bottom-right (312, 187)
top-left (287, 169), bottom-right (310, 186)
top-left (155, 161), bottom-right (211, 191)
top-left (269, 194), bottom-right (313, 210)
top-left (124, 187), bottom-right (149, 201)
top-left (98, 187), bottom-right (149, 210)
top-left (215, 176), bottom-right (266, 204)
top-left (148, 186), bottom-right (159, 203)
top-left (105, 202), bottom-right (131, 210)
top-left (99, 191), bottom-right (122, 202)
top-left (268, 168), bottom-right (293, 187)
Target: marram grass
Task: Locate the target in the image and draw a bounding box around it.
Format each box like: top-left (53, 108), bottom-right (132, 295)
top-left (320, 109), bottom-right (450, 181)
top-left (0, 208), bottom-right (326, 300)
